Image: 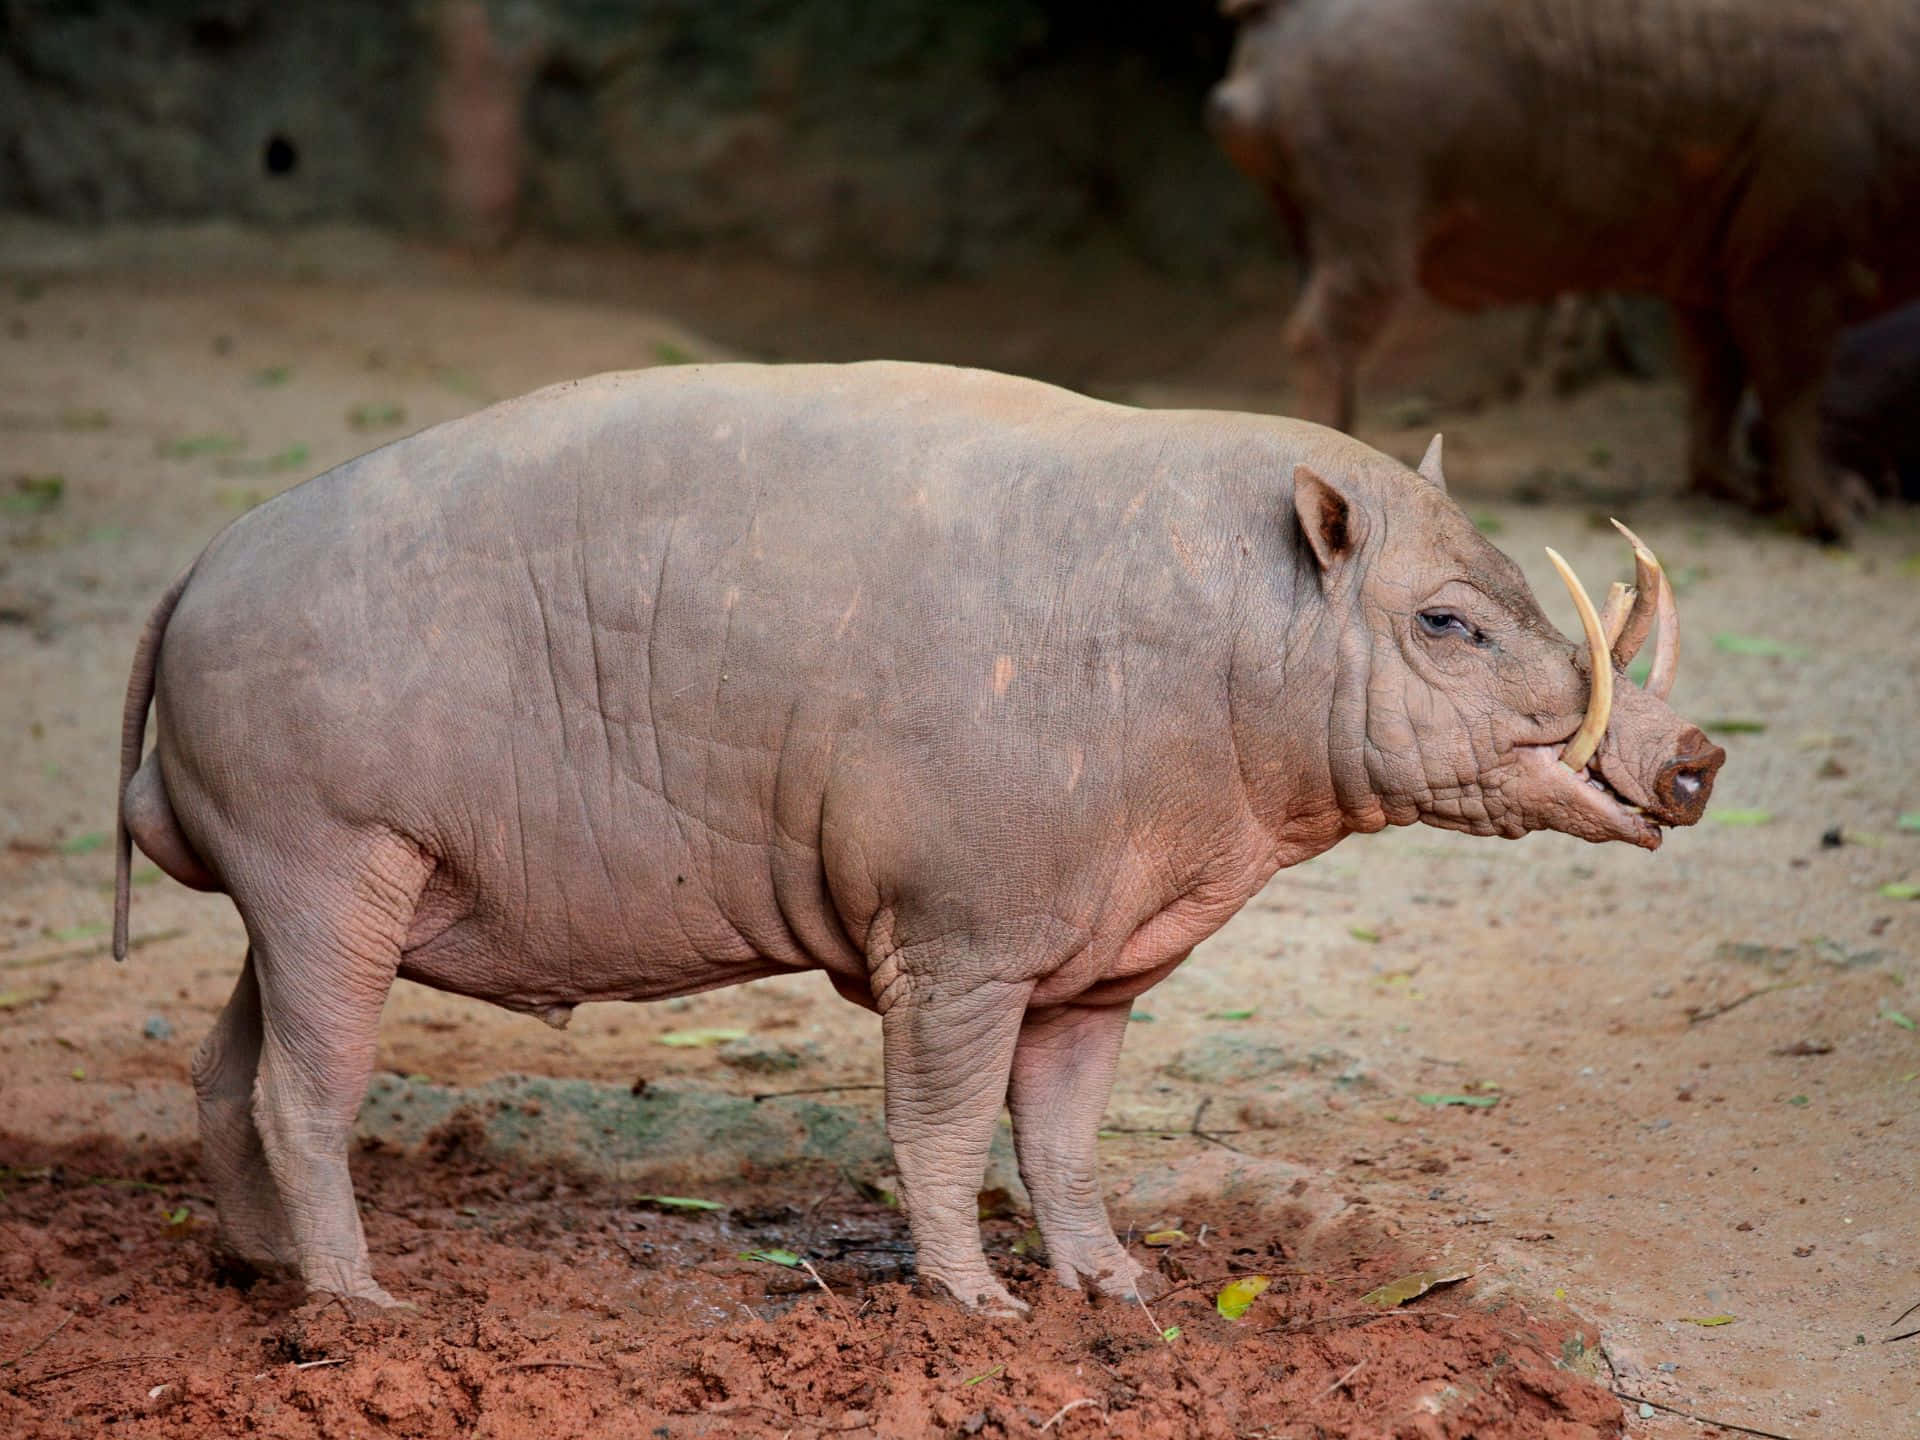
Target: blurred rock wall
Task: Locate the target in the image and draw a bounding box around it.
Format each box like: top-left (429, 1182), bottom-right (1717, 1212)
top-left (0, 0), bottom-right (1271, 276)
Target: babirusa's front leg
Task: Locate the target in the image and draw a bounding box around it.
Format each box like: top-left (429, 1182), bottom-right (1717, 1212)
top-left (1007, 1000), bottom-right (1146, 1298)
top-left (877, 960), bottom-right (1033, 1314)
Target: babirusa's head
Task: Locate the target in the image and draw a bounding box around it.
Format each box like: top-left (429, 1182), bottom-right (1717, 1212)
top-left (1289, 437), bottom-right (1723, 849)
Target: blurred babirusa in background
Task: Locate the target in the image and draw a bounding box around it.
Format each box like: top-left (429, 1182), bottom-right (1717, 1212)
top-left (1209, 0), bottom-right (1920, 540)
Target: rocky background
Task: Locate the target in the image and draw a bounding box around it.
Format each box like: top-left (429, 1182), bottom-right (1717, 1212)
top-left (0, 0), bottom-right (1271, 275)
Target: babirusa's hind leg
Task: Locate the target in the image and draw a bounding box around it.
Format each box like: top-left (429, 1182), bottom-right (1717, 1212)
top-left (192, 948), bottom-right (296, 1272)
top-left (241, 835), bottom-right (429, 1307)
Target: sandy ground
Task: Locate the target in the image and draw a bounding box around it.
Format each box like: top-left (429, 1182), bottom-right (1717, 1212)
top-left (1, 222), bottom-right (1917, 1438)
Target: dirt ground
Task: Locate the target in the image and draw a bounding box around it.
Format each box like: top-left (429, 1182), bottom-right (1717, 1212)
top-left (1, 220), bottom-right (1916, 1439)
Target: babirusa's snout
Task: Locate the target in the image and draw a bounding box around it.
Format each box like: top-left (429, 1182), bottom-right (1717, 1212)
top-left (1650, 727), bottom-right (1725, 825)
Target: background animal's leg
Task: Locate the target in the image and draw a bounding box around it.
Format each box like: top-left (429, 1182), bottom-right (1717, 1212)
top-left (1006, 1000), bottom-right (1145, 1298)
top-left (1284, 255), bottom-right (1400, 432)
top-left (243, 837), bottom-right (427, 1306)
top-left (191, 948), bottom-right (296, 1272)
top-left (1672, 305), bottom-right (1752, 503)
top-left (1731, 288), bottom-right (1861, 541)
top-left (879, 967), bottom-right (1033, 1313)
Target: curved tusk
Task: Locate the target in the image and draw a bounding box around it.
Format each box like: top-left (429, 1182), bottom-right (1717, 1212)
top-left (1599, 581), bottom-right (1634, 650)
top-left (1607, 519), bottom-right (1662, 666)
top-left (1545, 547), bottom-right (1613, 771)
top-left (1645, 564), bottom-right (1680, 700)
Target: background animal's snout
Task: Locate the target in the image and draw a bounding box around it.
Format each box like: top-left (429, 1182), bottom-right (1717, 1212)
top-left (1651, 726), bottom-right (1724, 825)
top-left (1206, 79), bottom-right (1260, 142)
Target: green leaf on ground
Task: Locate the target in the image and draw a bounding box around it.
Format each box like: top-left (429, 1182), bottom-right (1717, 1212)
top-left (1626, 656), bottom-right (1652, 686)
top-left (222, 443), bottom-right (310, 476)
top-left (4, 474), bottom-right (65, 514)
top-left (348, 402), bottom-right (406, 431)
top-left (1897, 813), bottom-right (1920, 833)
top-left (1207, 1008), bottom-right (1256, 1021)
top-left (1161, 1325), bottom-right (1182, 1342)
top-left (58, 831), bottom-right (107, 855)
top-left (157, 432), bottom-right (242, 460)
top-left (1216, 1275), bottom-right (1271, 1320)
top-left (0, 985), bottom-right (55, 1010)
top-left (634, 1194), bottom-right (723, 1211)
top-left (1711, 809), bottom-right (1773, 827)
top-left (1349, 925), bottom-right (1381, 943)
top-left (435, 368), bottom-right (487, 398)
top-left (657, 1027), bottom-right (749, 1047)
top-left (59, 407), bottom-right (110, 431)
top-left (962, 1363), bottom-right (1004, 1387)
top-left (740, 1248), bottom-right (801, 1268)
top-left (1416, 1093), bottom-right (1498, 1108)
top-left (652, 340), bottom-right (696, 365)
top-left (1787, 1095), bottom-right (1809, 1106)
top-left (1129, 1011), bottom-right (1155, 1023)
top-left (1879, 882), bottom-right (1920, 901)
top-left (251, 365), bottom-right (291, 386)
top-left (1142, 1229), bottom-right (1187, 1248)
top-left (164, 1205), bottom-right (191, 1226)
top-left (1678, 1314), bottom-right (1737, 1326)
top-left (1702, 719), bottom-right (1767, 735)
top-left (1361, 1268), bottom-right (1473, 1309)
top-left (1712, 633), bottom-right (1809, 660)
top-left (1881, 1009), bottom-right (1917, 1031)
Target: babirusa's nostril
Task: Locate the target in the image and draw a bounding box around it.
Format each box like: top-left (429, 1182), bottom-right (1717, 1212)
top-left (1672, 770), bottom-right (1702, 803)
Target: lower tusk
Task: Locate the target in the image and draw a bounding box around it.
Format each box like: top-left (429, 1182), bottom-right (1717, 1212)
top-left (1545, 547), bottom-right (1613, 772)
top-left (1599, 581), bottom-right (1634, 650)
top-left (1608, 519), bottom-right (1662, 666)
top-left (1646, 565), bottom-right (1680, 699)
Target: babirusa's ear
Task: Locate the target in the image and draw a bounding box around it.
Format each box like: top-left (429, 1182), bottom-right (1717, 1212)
top-left (1292, 464), bottom-right (1365, 574)
top-left (1416, 433), bottom-right (1445, 491)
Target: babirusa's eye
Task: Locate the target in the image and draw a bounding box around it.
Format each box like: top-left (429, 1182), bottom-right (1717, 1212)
top-left (1416, 609), bottom-right (1480, 642)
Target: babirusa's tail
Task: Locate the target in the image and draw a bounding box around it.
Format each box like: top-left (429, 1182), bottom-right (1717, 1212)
top-left (114, 565), bottom-right (195, 962)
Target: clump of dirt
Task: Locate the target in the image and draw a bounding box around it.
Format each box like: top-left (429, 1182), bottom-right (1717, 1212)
top-left (0, 1136), bottom-right (1619, 1439)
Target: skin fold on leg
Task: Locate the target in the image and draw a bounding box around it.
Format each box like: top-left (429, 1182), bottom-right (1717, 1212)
top-left (878, 967), bottom-right (1035, 1314)
top-left (1006, 1000), bottom-right (1147, 1299)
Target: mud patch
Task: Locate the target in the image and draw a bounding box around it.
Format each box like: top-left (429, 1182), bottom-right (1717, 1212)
top-left (1, 1135), bottom-right (1619, 1440)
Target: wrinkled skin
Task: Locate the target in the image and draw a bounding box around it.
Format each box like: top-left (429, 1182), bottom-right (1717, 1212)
top-left (1208, 0), bottom-right (1920, 541)
top-left (114, 362), bottom-right (1722, 1313)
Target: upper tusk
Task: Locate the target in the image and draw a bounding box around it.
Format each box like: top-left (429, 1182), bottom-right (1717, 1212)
top-left (1599, 581), bottom-right (1634, 650)
top-left (1607, 519), bottom-right (1662, 666)
top-left (1545, 547), bottom-right (1613, 772)
top-left (1645, 563), bottom-right (1680, 699)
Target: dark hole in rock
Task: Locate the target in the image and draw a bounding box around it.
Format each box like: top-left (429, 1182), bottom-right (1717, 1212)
top-left (263, 134), bottom-right (297, 176)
